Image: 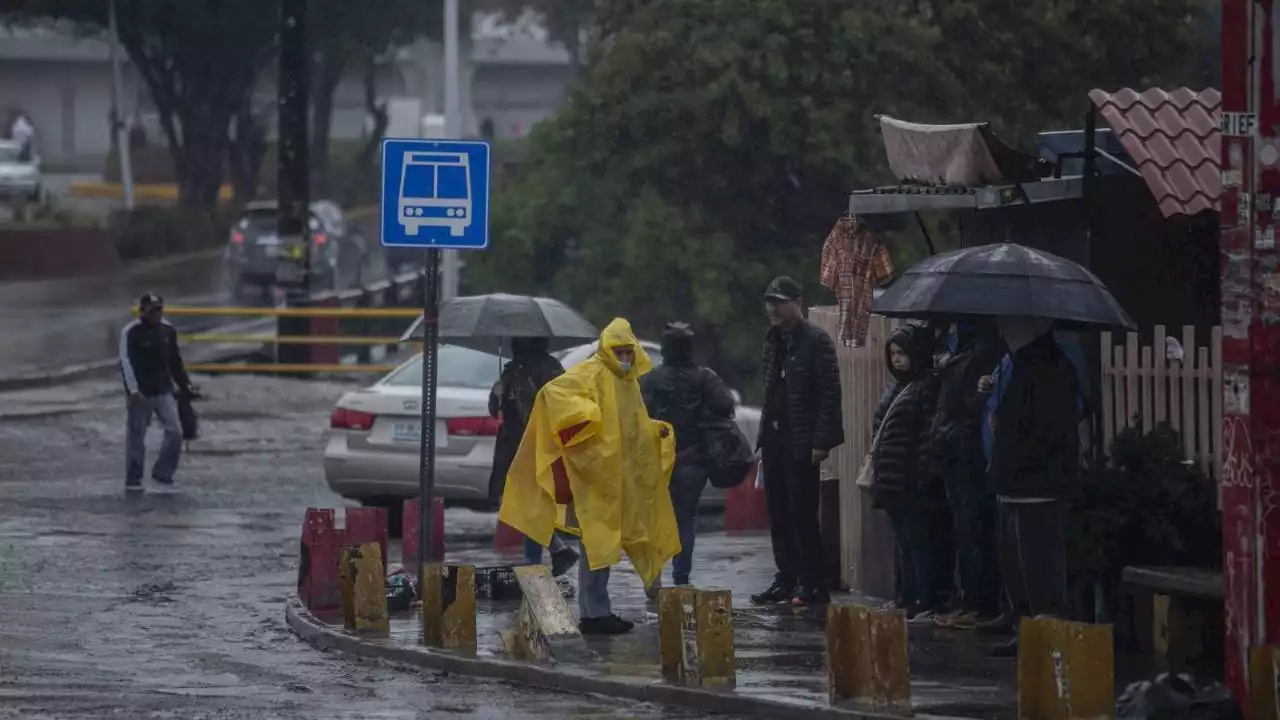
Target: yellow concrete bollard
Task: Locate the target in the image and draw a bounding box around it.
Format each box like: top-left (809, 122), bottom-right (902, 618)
top-left (1250, 645), bottom-right (1280, 720)
top-left (1017, 617), bottom-right (1114, 720)
top-left (825, 604), bottom-right (911, 714)
top-left (657, 587), bottom-right (735, 688)
top-left (421, 563), bottom-right (477, 656)
top-left (341, 542), bottom-right (389, 638)
top-left (511, 565), bottom-right (592, 664)
top-left (338, 546), bottom-right (357, 632)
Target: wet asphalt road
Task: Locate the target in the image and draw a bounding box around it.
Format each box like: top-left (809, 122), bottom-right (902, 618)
top-left (0, 375), bottom-right (717, 719)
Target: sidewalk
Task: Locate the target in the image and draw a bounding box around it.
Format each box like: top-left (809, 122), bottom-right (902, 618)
top-left (292, 531), bottom-right (1018, 719)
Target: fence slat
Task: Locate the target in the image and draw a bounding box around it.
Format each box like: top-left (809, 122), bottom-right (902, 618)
top-left (1169, 358), bottom-right (1183, 436)
top-left (1101, 331), bottom-right (1115, 459)
top-left (1181, 326), bottom-right (1197, 464)
top-left (1115, 344), bottom-right (1129, 432)
top-left (1197, 345), bottom-right (1212, 478)
top-left (1153, 326), bottom-right (1168, 425)
top-left (1141, 345), bottom-right (1154, 435)
top-left (1211, 326), bottom-right (1224, 496)
top-left (1125, 333), bottom-right (1140, 430)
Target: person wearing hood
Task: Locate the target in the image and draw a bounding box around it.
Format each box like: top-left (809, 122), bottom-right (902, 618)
top-left (487, 336), bottom-right (577, 575)
top-left (751, 276), bottom-right (845, 608)
top-left (924, 321), bottom-right (1006, 628)
top-left (641, 321), bottom-right (736, 587)
top-left (499, 318), bottom-right (680, 635)
top-left (869, 323), bottom-right (948, 621)
top-left (977, 317), bottom-right (1080, 655)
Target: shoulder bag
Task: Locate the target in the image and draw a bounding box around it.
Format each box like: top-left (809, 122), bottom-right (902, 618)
top-left (854, 382), bottom-right (914, 490)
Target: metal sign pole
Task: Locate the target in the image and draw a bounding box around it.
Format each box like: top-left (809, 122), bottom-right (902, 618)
top-left (417, 248), bottom-right (442, 572)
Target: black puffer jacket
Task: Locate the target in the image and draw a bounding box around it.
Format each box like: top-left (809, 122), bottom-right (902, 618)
top-left (758, 318), bottom-right (845, 459)
top-left (870, 324), bottom-right (944, 511)
top-left (923, 324), bottom-right (1006, 474)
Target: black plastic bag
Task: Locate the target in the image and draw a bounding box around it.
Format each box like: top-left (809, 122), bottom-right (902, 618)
top-left (701, 416), bottom-right (754, 489)
top-left (385, 572), bottom-right (417, 612)
top-left (1116, 673), bottom-right (1243, 720)
top-left (177, 392), bottom-right (199, 441)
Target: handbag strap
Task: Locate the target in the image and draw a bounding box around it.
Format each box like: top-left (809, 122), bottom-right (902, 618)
top-left (869, 382), bottom-right (914, 455)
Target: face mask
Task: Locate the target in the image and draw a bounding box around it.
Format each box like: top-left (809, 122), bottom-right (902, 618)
top-left (618, 362), bottom-right (632, 374)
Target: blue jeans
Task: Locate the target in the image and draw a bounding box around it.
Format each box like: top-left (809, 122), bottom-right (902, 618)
top-left (125, 393), bottom-right (182, 483)
top-left (669, 462), bottom-right (708, 584)
top-left (578, 547), bottom-right (612, 619)
top-left (943, 438), bottom-right (1000, 614)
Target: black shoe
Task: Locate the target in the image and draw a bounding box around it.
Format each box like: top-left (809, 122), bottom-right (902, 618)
top-left (151, 476), bottom-right (174, 487)
top-left (673, 575), bottom-right (690, 587)
top-left (991, 638), bottom-right (1019, 658)
top-left (750, 581), bottom-right (796, 606)
top-left (579, 614), bottom-right (634, 635)
top-left (550, 545), bottom-right (579, 578)
top-left (125, 479), bottom-right (144, 493)
top-left (791, 587), bottom-right (831, 607)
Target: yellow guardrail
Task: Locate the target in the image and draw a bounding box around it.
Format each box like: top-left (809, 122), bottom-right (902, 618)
top-left (183, 333), bottom-right (416, 346)
top-left (186, 363), bottom-right (398, 374)
top-left (150, 306), bottom-right (421, 319)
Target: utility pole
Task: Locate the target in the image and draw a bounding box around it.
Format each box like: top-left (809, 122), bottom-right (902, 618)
top-left (277, 0), bottom-right (311, 363)
top-left (1218, 0), bottom-right (1280, 709)
top-left (106, 0), bottom-right (134, 210)
top-left (440, 0), bottom-right (462, 300)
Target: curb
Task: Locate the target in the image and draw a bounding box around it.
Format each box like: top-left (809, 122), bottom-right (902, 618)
top-left (285, 599), bottom-right (956, 720)
top-left (0, 359), bottom-right (119, 393)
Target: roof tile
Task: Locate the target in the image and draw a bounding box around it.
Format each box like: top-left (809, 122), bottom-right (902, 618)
top-left (1089, 87), bottom-right (1221, 218)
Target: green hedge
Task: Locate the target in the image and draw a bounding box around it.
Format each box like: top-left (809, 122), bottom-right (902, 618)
top-left (108, 206), bottom-right (230, 260)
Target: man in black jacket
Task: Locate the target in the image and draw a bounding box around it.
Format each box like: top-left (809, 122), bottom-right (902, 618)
top-left (120, 293), bottom-right (193, 492)
top-left (641, 321), bottom-right (736, 587)
top-left (750, 277), bottom-right (845, 607)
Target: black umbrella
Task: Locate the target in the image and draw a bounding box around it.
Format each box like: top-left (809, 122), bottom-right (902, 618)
top-left (870, 243), bottom-right (1135, 330)
top-left (400, 293), bottom-right (599, 353)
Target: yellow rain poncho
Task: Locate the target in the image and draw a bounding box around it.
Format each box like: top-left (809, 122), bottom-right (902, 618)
top-left (498, 318), bottom-right (679, 588)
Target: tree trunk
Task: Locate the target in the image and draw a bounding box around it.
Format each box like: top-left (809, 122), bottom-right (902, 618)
top-left (310, 56), bottom-right (343, 198)
top-left (357, 59), bottom-right (387, 169)
top-left (175, 110), bottom-right (231, 208)
top-left (228, 105), bottom-right (266, 205)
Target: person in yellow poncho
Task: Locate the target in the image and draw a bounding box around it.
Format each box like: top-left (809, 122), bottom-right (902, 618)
top-left (498, 318), bottom-right (680, 635)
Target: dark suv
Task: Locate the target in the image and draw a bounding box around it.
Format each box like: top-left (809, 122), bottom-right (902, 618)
top-left (223, 200), bottom-right (367, 301)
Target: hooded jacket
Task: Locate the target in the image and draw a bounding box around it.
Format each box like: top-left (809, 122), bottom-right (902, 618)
top-left (487, 339), bottom-right (565, 502)
top-left (870, 324), bottom-right (944, 510)
top-left (758, 317), bottom-right (845, 458)
top-left (498, 318), bottom-right (679, 588)
top-left (924, 323), bottom-right (1006, 472)
top-left (640, 328), bottom-right (735, 456)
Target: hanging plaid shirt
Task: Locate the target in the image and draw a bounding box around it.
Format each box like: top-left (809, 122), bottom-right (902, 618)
top-left (819, 215), bottom-right (894, 348)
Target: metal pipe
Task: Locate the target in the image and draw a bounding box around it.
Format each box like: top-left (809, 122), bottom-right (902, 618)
top-left (107, 0), bottom-right (135, 210)
top-left (418, 250), bottom-right (443, 573)
top-left (440, 0), bottom-right (462, 300)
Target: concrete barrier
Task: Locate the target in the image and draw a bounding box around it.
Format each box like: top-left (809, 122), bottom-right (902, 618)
top-left (1250, 645), bottom-right (1279, 720)
top-left (507, 565), bottom-right (593, 664)
top-left (1017, 617), bottom-right (1113, 720)
top-left (421, 563), bottom-right (477, 656)
top-left (401, 497), bottom-right (446, 570)
top-left (657, 587), bottom-right (736, 688)
top-left (345, 506), bottom-right (388, 576)
top-left (341, 542), bottom-right (390, 638)
top-left (298, 508), bottom-right (341, 612)
top-left (338, 546), bottom-right (357, 632)
top-left (825, 604), bottom-right (911, 714)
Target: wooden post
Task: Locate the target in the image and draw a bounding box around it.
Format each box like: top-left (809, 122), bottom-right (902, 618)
top-left (826, 604), bottom-right (911, 714)
top-left (657, 587), bottom-right (735, 688)
top-left (343, 542), bottom-right (389, 638)
top-left (511, 565), bottom-right (592, 664)
top-left (1017, 617), bottom-right (1114, 720)
top-left (421, 562), bottom-right (477, 656)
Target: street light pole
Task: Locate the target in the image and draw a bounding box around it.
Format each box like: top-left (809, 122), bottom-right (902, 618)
top-left (106, 0), bottom-right (134, 210)
top-left (440, 0), bottom-right (462, 300)
top-left (278, 0), bottom-right (311, 363)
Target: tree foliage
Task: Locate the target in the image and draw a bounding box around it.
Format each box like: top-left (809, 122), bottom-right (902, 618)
top-left (469, 0), bottom-right (1207, 391)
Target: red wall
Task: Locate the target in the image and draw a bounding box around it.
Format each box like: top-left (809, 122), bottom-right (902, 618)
top-left (0, 228), bottom-right (117, 280)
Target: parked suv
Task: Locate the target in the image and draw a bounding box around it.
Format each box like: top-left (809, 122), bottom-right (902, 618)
top-left (223, 200), bottom-right (367, 301)
top-left (0, 139), bottom-right (41, 203)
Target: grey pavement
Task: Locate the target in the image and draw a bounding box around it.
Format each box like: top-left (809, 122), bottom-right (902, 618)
top-left (0, 373), bottom-right (714, 719)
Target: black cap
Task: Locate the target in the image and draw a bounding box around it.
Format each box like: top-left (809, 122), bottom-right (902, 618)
top-left (662, 321), bottom-right (695, 341)
top-left (764, 276), bottom-right (802, 302)
top-left (138, 293), bottom-right (164, 311)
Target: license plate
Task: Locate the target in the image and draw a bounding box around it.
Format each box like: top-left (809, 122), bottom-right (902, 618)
top-left (391, 422), bottom-right (447, 448)
top-left (256, 234), bottom-right (280, 246)
top-left (275, 263), bottom-right (304, 283)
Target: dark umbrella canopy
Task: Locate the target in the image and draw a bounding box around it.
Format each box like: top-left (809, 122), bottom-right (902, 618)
top-left (400, 293), bottom-right (599, 353)
top-left (871, 243), bottom-right (1135, 330)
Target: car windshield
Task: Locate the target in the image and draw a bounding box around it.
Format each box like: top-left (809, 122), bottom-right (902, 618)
top-left (382, 345), bottom-right (501, 389)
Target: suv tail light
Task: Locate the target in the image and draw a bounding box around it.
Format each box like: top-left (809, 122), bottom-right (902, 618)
top-left (330, 407), bottom-right (375, 431)
top-left (230, 230), bottom-right (245, 245)
top-left (313, 232), bottom-right (328, 246)
top-left (446, 417), bottom-right (500, 437)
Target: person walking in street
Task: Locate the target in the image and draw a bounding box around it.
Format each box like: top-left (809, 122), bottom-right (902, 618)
top-left (119, 293), bottom-right (194, 492)
top-left (641, 321), bottom-right (737, 588)
top-left (925, 322), bottom-right (1006, 628)
top-left (751, 276), bottom-right (845, 608)
top-left (979, 318), bottom-right (1080, 656)
top-left (867, 323), bottom-right (949, 622)
top-left (499, 318), bottom-right (680, 635)
top-left (488, 337), bottom-right (578, 576)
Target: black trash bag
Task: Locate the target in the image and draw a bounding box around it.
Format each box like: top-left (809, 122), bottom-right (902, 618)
top-left (177, 388), bottom-right (200, 441)
top-left (701, 416), bottom-right (754, 490)
top-left (1117, 673), bottom-right (1243, 720)
top-left (385, 572), bottom-right (417, 612)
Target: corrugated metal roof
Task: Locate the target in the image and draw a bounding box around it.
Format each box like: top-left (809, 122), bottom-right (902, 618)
top-left (1089, 87), bottom-right (1221, 218)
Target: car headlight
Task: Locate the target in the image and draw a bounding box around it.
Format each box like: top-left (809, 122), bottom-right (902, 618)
top-left (455, 208), bottom-right (465, 217)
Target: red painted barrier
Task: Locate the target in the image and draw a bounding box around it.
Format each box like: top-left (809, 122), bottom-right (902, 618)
top-left (309, 295), bottom-right (341, 364)
top-left (298, 508), bottom-right (341, 611)
top-left (494, 520), bottom-right (525, 551)
top-left (724, 459), bottom-right (770, 532)
top-left (401, 497), bottom-right (445, 571)
top-left (344, 506), bottom-right (388, 576)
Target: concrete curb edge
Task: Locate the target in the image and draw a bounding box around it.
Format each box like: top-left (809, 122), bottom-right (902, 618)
top-left (0, 359), bottom-right (119, 393)
top-left (284, 599), bottom-right (957, 720)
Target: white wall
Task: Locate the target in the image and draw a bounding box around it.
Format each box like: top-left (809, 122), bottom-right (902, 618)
top-left (0, 59), bottom-right (140, 162)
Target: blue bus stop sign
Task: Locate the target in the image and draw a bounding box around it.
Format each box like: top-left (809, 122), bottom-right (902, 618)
top-left (379, 138), bottom-right (491, 250)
